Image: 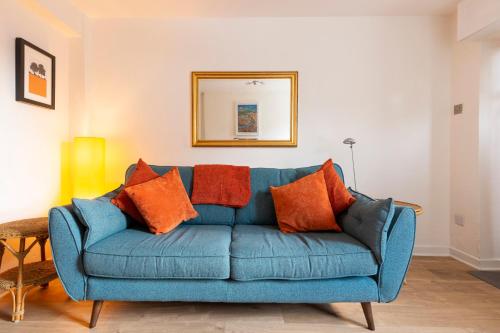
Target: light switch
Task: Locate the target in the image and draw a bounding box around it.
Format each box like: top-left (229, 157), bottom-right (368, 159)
top-left (454, 214), bottom-right (464, 226)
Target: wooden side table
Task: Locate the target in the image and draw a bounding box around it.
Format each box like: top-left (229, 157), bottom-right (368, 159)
top-left (394, 200), bottom-right (423, 216)
top-left (0, 217), bottom-right (58, 322)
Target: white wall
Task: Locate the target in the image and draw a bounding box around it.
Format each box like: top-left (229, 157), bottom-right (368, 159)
top-left (0, 0), bottom-right (72, 222)
top-left (450, 15), bottom-right (500, 268)
top-left (450, 32), bottom-right (482, 258)
top-left (79, 16), bottom-right (452, 253)
top-left (457, 0), bottom-right (500, 40)
top-left (479, 41), bottom-right (500, 261)
top-left (9, 2), bottom-right (500, 263)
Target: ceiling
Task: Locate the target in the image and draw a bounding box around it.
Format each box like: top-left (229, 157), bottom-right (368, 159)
top-left (70, 0), bottom-right (460, 18)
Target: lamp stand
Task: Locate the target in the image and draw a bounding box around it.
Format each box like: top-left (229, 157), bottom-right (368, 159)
top-left (349, 143), bottom-right (357, 191)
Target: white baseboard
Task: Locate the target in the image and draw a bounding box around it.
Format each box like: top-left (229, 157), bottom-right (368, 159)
top-left (449, 247), bottom-right (500, 270)
top-left (413, 245), bottom-right (450, 256)
top-left (412, 246), bottom-right (500, 270)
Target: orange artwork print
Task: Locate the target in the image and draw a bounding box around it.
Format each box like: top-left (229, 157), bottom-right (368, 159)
top-left (28, 62), bottom-right (47, 97)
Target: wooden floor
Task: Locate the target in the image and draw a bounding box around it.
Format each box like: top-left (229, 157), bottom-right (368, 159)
top-left (0, 256), bottom-right (499, 333)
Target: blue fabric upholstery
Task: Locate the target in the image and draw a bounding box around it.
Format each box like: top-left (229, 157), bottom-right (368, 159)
top-left (84, 225), bottom-right (231, 279)
top-left (48, 162), bottom-right (416, 308)
top-left (230, 225), bottom-right (378, 281)
top-left (124, 164), bottom-right (235, 225)
top-left (338, 189), bottom-right (395, 263)
top-left (86, 276), bottom-right (379, 303)
top-left (234, 168), bottom-right (281, 225)
top-left (48, 205), bottom-right (87, 300)
top-left (186, 204), bottom-right (235, 226)
top-left (378, 206), bottom-right (416, 302)
top-left (72, 197), bottom-right (130, 249)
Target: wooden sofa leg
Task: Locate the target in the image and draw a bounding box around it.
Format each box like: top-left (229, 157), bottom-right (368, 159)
top-left (89, 300), bottom-right (103, 328)
top-left (361, 302), bottom-right (375, 331)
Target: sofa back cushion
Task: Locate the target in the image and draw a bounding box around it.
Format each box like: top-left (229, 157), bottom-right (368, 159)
top-left (125, 165), bottom-right (235, 226)
top-left (125, 163), bottom-right (344, 226)
top-left (234, 164), bottom-right (344, 225)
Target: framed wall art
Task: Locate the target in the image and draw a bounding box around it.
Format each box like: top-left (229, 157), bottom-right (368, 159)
top-left (235, 102), bottom-right (259, 138)
top-left (15, 38), bottom-right (55, 109)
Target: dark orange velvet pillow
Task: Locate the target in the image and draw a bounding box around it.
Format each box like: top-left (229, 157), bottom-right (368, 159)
top-left (124, 167), bottom-right (199, 234)
top-left (111, 159), bottom-right (159, 223)
top-left (270, 171), bottom-right (341, 233)
top-left (319, 159), bottom-right (356, 215)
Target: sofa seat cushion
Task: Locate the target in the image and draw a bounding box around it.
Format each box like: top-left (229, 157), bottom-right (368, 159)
top-left (230, 225), bottom-right (378, 281)
top-left (84, 225), bottom-right (231, 279)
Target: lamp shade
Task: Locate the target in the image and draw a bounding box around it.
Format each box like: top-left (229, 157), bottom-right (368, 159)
top-left (71, 137), bottom-right (105, 199)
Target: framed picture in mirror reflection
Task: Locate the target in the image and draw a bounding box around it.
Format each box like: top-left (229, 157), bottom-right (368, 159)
top-left (235, 102), bottom-right (259, 138)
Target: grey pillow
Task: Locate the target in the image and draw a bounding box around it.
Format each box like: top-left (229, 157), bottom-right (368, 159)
top-left (338, 189), bottom-right (395, 263)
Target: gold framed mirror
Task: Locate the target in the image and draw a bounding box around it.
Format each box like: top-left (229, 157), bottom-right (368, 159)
top-left (192, 71), bottom-right (298, 147)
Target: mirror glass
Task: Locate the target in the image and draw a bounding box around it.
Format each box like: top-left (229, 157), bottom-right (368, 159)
top-left (192, 72), bottom-right (297, 147)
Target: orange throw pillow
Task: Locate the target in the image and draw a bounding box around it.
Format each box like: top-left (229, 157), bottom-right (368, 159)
top-left (270, 171), bottom-right (341, 233)
top-left (124, 167), bottom-right (199, 234)
top-left (319, 159), bottom-right (356, 215)
top-left (111, 159), bottom-right (159, 223)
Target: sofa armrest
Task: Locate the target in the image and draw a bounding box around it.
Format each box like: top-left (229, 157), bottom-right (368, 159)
top-left (49, 205), bottom-right (87, 300)
top-left (377, 206), bottom-right (416, 302)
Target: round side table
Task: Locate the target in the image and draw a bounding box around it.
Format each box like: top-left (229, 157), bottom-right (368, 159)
top-left (0, 217), bottom-right (58, 322)
top-left (394, 200), bottom-right (423, 216)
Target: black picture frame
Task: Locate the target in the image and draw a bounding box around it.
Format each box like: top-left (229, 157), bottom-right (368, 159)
top-left (15, 38), bottom-right (56, 109)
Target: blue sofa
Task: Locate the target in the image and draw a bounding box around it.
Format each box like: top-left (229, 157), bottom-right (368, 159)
top-left (48, 163), bottom-right (416, 330)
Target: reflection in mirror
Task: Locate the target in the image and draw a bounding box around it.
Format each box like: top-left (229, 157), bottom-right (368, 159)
top-left (192, 72), bottom-right (297, 147)
top-left (198, 78), bottom-right (291, 140)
